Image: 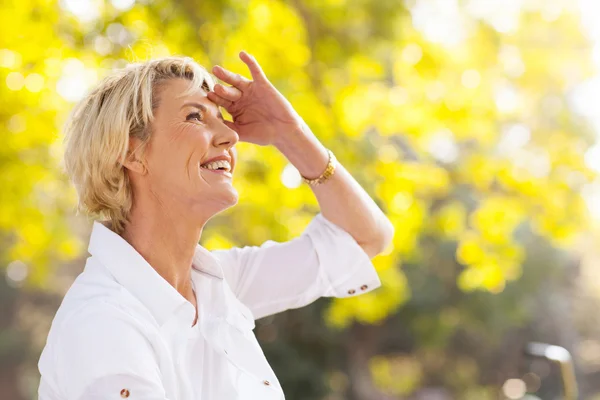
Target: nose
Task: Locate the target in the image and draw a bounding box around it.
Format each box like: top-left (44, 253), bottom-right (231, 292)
top-left (213, 121), bottom-right (239, 150)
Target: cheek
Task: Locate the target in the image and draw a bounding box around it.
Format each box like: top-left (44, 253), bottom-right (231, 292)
top-left (229, 147), bottom-right (237, 168)
top-left (196, 134), bottom-right (212, 157)
top-left (150, 124), bottom-right (211, 169)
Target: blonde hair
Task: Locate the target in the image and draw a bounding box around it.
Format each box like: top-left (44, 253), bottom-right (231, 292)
top-left (63, 56), bottom-right (215, 235)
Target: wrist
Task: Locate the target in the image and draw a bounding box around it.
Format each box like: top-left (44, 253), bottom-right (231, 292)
top-left (301, 149), bottom-right (337, 186)
top-left (273, 123), bottom-right (330, 179)
top-left (272, 121), bottom-right (308, 151)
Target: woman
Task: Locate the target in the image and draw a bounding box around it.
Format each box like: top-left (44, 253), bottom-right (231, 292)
top-left (37, 51), bottom-right (394, 400)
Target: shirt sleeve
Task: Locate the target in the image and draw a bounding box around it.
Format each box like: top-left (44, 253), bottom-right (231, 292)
top-left (54, 301), bottom-right (170, 400)
top-left (211, 212), bottom-right (382, 320)
top-left (77, 374), bottom-right (171, 400)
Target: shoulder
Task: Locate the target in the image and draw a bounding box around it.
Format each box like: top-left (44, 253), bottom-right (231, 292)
top-left (53, 297), bottom-right (157, 365)
top-left (59, 297), bottom-right (152, 338)
top-left (39, 260), bottom-right (161, 398)
top-left (50, 257), bottom-right (156, 335)
top-left (48, 299), bottom-right (160, 400)
top-left (48, 264), bottom-right (159, 356)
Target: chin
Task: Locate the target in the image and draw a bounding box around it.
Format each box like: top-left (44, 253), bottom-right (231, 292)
top-left (207, 188), bottom-right (239, 215)
top-left (222, 189), bottom-right (239, 209)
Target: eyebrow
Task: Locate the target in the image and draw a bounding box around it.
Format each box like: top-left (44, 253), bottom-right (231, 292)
top-left (181, 102), bottom-right (225, 121)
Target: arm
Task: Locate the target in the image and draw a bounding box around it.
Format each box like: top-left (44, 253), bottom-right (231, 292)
top-left (208, 52), bottom-right (389, 317)
top-left (207, 51), bottom-right (394, 258)
top-left (273, 124), bottom-right (395, 258)
top-left (213, 212), bottom-right (382, 320)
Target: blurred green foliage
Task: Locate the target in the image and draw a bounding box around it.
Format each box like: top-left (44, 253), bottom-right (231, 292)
top-left (0, 0), bottom-right (597, 399)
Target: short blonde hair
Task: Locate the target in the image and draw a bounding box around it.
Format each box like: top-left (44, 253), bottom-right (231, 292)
top-left (63, 56), bottom-right (215, 235)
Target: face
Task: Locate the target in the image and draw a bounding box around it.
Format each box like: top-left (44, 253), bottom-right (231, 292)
top-left (127, 78), bottom-right (239, 219)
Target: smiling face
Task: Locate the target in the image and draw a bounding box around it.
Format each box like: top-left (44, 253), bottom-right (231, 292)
top-left (127, 78), bottom-right (239, 219)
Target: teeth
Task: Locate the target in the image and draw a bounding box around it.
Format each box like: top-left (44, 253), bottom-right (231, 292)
top-left (200, 159), bottom-right (231, 172)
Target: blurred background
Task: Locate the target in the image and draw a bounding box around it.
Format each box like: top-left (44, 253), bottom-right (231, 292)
top-left (3, 0), bottom-right (600, 399)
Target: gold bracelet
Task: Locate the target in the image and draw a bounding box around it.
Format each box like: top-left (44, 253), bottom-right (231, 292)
top-left (301, 149), bottom-right (337, 186)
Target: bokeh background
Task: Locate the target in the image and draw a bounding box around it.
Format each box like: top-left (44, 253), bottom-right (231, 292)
top-left (3, 0), bottom-right (600, 399)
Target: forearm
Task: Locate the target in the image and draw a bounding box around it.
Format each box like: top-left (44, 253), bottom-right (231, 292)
top-left (274, 123), bottom-right (394, 258)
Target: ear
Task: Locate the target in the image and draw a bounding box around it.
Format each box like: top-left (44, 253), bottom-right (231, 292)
top-left (122, 137), bottom-right (147, 175)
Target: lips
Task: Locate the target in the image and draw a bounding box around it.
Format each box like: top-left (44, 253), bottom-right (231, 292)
top-left (199, 159), bottom-right (232, 178)
top-left (200, 159), bottom-right (232, 172)
top-left (199, 153), bottom-right (233, 174)
top-left (200, 167), bottom-right (232, 178)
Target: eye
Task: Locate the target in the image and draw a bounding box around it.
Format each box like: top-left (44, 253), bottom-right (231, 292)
top-left (186, 111), bottom-right (203, 122)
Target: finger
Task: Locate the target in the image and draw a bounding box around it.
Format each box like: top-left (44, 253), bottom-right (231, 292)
top-left (223, 120), bottom-right (237, 132)
top-left (206, 91), bottom-right (233, 109)
top-left (212, 65), bottom-right (251, 90)
top-left (239, 51), bottom-right (268, 82)
top-left (214, 83), bottom-right (242, 102)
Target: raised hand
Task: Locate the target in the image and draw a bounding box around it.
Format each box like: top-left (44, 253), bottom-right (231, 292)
top-left (207, 51), bottom-right (304, 147)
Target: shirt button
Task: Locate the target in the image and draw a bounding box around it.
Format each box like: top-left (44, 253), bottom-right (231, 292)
top-left (263, 380), bottom-right (271, 386)
top-left (360, 284), bottom-right (368, 291)
top-left (348, 289), bottom-right (356, 295)
top-left (120, 388), bottom-right (130, 398)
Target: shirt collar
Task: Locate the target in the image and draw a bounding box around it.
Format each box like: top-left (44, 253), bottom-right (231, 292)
top-left (191, 240), bottom-right (224, 280)
top-left (87, 220), bottom-right (224, 326)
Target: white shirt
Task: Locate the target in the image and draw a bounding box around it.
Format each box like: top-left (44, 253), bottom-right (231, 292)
top-left (38, 213), bottom-right (381, 400)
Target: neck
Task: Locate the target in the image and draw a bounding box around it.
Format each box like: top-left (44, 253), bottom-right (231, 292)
top-left (120, 197), bottom-right (210, 301)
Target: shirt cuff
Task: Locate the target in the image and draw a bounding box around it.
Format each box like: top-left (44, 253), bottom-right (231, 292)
top-left (303, 213), bottom-right (382, 298)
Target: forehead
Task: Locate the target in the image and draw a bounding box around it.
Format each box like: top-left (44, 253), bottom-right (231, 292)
top-left (154, 78), bottom-right (226, 122)
top-left (158, 78), bottom-right (207, 102)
